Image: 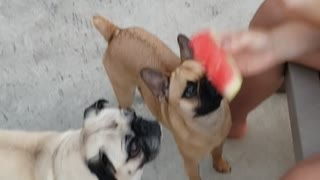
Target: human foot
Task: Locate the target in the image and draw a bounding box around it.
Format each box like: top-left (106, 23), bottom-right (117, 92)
top-left (228, 121), bottom-right (247, 139)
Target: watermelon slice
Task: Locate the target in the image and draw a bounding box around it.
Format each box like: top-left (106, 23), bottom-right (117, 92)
top-left (189, 29), bottom-right (242, 101)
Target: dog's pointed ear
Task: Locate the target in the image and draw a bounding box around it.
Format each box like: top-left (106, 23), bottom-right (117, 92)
top-left (140, 68), bottom-right (169, 99)
top-left (177, 34), bottom-right (193, 61)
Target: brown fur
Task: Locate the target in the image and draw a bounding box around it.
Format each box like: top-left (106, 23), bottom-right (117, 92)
top-left (93, 15), bottom-right (232, 180)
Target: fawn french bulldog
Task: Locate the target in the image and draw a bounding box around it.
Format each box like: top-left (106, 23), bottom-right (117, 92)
top-left (93, 15), bottom-right (232, 180)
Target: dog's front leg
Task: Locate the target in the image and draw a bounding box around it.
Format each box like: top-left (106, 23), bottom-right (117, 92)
top-left (181, 154), bottom-right (201, 180)
top-left (211, 142), bottom-right (231, 173)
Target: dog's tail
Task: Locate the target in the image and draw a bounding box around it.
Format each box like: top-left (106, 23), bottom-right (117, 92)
top-left (93, 15), bottom-right (119, 42)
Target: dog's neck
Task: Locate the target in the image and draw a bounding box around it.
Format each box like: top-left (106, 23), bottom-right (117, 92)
top-left (36, 130), bottom-right (98, 180)
top-left (166, 99), bottom-right (229, 144)
top-left (55, 130), bottom-right (99, 180)
top-left (157, 98), bottom-right (172, 128)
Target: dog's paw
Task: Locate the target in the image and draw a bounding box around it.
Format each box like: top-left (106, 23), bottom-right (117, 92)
top-left (213, 159), bottom-right (231, 173)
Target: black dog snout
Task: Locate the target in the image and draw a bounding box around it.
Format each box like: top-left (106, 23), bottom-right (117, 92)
top-left (131, 119), bottom-right (161, 137)
top-left (131, 117), bottom-right (162, 163)
top-left (195, 77), bottom-right (222, 116)
top-left (122, 108), bottom-right (137, 121)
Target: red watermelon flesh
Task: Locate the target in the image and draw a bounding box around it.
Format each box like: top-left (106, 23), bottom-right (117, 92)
top-left (189, 30), bottom-right (242, 101)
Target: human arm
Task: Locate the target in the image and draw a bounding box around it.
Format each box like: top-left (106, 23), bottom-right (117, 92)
top-left (221, 21), bottom-right (320, 76)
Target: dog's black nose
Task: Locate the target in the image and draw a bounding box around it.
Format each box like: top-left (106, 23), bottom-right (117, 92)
top-left (131, 118), bottom-right (161, 138)
top-left (131, 118), bottom-right (162, 163)
top-left (122, 108), bottom-right (137, 121)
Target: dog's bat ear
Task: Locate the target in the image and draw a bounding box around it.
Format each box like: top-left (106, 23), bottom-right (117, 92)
top-left (177, 34), bottom-right (194, 61)
top-left (140, 68), bottom-right (169, 99)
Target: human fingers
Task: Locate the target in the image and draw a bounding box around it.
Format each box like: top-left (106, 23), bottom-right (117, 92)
top-left (221, 31), bottom-right (267, 54)
top-left (235, 52), bottom-right (277, 76)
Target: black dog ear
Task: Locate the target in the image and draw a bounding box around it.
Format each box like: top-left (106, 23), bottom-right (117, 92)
top-left (84, 99), bottom-right (109, 120)
top-left (177, 34), bottom-right (194, 61)
top-left (140, 68), bottom-right (169, 99)
top-left (86, 150), bottom-right (116, 180)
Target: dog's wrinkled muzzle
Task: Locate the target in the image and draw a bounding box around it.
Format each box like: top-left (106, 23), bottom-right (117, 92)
top-left (195, 77), bottom-right (222, 116)
top-left (131, 115), bottom-right (162, 164)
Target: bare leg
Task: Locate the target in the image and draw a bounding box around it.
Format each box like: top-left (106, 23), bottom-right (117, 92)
top-left (249, 0), bottom-right (290, 29)
top-left (281, 154), bottom-right (320, 180)
top-left (228, 0), bottom-right (320, 138)
top-left (227, 0), bottom-right (320, 178)
top-left (228, 0), bottom-right (287, 138)
top-left (292, 52), bottom-right (320, 70)
top-left (228, 66), bottom-right (284, 138)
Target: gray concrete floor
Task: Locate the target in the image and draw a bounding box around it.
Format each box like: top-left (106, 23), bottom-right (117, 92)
top-left (0, 0), bottom-right (295, 179)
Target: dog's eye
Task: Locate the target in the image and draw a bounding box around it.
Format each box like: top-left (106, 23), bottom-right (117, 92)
top-left (182, 81), bottom-right (198, 98)
top-left (128, 139), bottom-right (141, 159)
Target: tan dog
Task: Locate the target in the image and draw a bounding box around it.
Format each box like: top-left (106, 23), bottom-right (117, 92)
top-left (0, 99), bottom-right (162, 180)
top-left (93, 15), bottom-right (232, 180)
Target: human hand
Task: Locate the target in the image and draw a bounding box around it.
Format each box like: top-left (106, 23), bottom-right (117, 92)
top-left (220, 30), bottom-right (281, 76)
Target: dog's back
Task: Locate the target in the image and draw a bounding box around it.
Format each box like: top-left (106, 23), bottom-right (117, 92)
top-left (93, 16), bottom-right (180, 76)
top-left (0, 130), bottom-right (59, 180)
top-left (93, 16), bottom-right (181, 114)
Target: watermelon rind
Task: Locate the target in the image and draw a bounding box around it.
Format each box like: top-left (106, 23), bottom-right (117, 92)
top-left (209, 30), bottom-right (243, 101)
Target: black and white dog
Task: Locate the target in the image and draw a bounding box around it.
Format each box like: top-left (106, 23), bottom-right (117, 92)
top-left (0, 99), bottom-right (162, 180)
